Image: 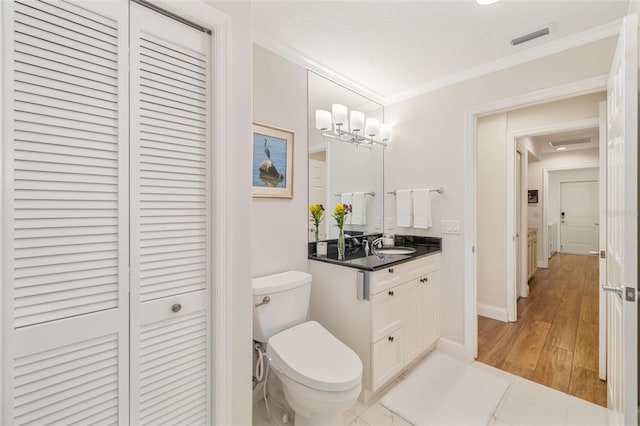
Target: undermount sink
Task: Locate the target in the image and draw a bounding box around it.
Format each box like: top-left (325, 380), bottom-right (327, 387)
top-left (374, 247), bottom-right (417, 255)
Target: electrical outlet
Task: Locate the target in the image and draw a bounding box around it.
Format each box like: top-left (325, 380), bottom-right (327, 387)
top-left (441, 220), bottom-right (461, 235)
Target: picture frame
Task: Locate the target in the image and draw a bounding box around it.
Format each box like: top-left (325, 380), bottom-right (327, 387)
top-left (252, 122), bottom-right (294, 198)
top-left (528, 189), bottom-right (538, 204)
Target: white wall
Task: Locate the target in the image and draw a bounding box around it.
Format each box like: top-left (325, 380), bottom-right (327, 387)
top-left (477, 113), bottom-right (508, 315)
top-left (385, 36), bottom-right (616, 346)
top-left (206, 2), bottom-right (253, 424)
top-left (252, 46), bottom-right (309, 275)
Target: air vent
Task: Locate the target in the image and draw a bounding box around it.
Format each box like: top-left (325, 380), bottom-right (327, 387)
top-left (511, 27), bottom-right (550, 46)
top-left (549, 137), bottom-right (592, 148)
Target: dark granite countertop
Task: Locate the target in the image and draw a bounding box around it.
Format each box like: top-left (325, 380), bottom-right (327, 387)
top-left (308, 235), bottom-right (442, 271)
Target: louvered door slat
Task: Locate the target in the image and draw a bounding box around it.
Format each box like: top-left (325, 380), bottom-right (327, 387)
top-left (5, 1), bottom-right (129, 424)
top-left (14, 1), bottom-right (117, 45)
top-left (130, 4), bottom-right (211, 423)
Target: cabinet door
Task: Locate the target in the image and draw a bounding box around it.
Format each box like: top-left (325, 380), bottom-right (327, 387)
top-left (371, 330), bottom-right (403, 391)
top-left (402, 280), bottom-right (422, 363)
top-left (371, 286), bottom-right (403, 342)
top-left (421, 270), bottom-right (440, 350)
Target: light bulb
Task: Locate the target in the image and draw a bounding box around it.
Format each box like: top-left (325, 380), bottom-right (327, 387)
top-left (315, 110), bottom-right (331, 131)
top-left (365, 118), bottom-right (380, 138)
top-left (332, 104), bottom-right (348, 129)
top-left (380, 123), bottom-right (392, 142)
top-left (350, 111), bottom-right (364, 133)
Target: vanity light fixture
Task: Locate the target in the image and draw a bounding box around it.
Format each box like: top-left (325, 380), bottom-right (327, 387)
top-left (476, 0), bottom-right (499, 4)
top-left (315, 103), bottom-right (392, 147)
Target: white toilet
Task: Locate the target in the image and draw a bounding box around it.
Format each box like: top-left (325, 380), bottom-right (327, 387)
top-left (253, 271), bottom-right (363, 426)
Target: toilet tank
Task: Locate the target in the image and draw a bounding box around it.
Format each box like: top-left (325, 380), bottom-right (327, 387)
top-left (252, 271), bottom-right (312, 343)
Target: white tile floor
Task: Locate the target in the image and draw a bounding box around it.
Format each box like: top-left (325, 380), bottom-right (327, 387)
top-left (252, 351), bottom-right (610, 426)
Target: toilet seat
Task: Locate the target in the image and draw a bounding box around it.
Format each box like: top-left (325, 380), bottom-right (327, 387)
top-left (267, 321), bottom-right (363, 392)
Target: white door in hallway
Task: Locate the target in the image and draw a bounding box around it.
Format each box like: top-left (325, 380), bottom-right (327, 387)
top-left (559, 180), bottom-right (598, 254)
top-left (309, 151), bottom-right (327, 240)
top-left (603, 13), bottom-right (637, 426)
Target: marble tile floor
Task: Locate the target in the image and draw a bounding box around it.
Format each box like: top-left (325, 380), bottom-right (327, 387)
top-left (252, 351), bottom-right (609, 426)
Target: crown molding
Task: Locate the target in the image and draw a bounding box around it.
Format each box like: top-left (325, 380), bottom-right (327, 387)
top-left (252, 29), bottom-right (386, 105)
top-left (384, 18), bottom-right (622, 105)
top-left (254, 17), bottom-right (621, 107)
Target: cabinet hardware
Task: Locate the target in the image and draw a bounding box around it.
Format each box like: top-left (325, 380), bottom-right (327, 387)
top-left (388, 290), bottom-right (394, 296)
top-left (388, 268), bottom-right (394, 273)
top-left (171, 303), bottom-right (182, 313)
top-left (255, 296), bottom-right (271, 308)
top-left (388, 336), bottom-right (394, 342)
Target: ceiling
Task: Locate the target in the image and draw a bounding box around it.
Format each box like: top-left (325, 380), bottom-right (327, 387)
top-left (253, 1), bottom-right (629, 101)
top-left (522, 127), bottom-right (600, 156)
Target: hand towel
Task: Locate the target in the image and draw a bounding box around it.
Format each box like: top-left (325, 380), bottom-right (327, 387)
top-left (340, 192), bottom-right (353, 225)
top-left (413, 189), bottom-right (432, 229)
top-left (396, 190), bottom-right (412, 227)
top-left (351, 192), bottom-right (367, 225)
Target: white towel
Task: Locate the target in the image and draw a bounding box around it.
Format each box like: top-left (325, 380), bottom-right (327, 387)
top-left (413, 189), bottom-right (432, 229)
top-left (351, 192), bottom-right (367, 225)
top-left (396, 190), bottom-right (412, 227)
top-left (340, 192), bottom-right (353, 225)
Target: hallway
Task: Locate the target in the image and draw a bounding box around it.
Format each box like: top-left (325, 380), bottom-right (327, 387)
top-left (477, 253), bottom-right (605, 406)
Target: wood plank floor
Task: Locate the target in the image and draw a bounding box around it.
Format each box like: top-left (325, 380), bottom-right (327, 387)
top-left (477, 253), bottom-right (606, 406)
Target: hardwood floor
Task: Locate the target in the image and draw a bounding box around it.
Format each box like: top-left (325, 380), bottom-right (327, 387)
top-left (477, 253), bottom-right (606, 406)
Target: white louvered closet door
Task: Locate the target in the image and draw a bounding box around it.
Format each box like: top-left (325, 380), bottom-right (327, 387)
top-left (4, 0), bottom-right (130, 424)
top-left (129, 3), bottom-right (212, 425)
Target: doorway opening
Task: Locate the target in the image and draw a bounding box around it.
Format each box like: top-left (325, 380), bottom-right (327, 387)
top-left (474, 93), bottom-right (606, 405)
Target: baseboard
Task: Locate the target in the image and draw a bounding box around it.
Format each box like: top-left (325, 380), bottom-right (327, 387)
top-left (537, 259), bottom-right (548, 269)
top-left (477, 303), bottom-right (509, 322)
top-left (436, 338), bottom-right (467, 360)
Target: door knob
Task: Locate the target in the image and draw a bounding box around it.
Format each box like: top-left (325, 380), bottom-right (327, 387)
top-left (602, 284), bottom-right (623, 295)
top-left (255, 296), bottom-right (271, 308)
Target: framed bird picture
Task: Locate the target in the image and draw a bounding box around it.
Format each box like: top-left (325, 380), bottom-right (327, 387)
top-left (252, 122), bottom-right (294, 198)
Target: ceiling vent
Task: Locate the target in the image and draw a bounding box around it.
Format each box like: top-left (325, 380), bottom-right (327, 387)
top-left (549, 137), bottom-right (592, 148)
top-left (511, 27), bottom-right (550, 46)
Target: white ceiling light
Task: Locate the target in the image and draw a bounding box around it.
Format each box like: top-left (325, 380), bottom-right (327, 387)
top-left (476, 0), bottom-right (499, 5)
top-left (549, 137), bottom-right (592, 149)
top-left (556, 147), bottom-right (567, 151)
top-left (315, 105), bottom-right (392, 147)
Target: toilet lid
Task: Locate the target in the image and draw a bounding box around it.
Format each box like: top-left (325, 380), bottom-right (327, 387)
top-left (267, 321), bottom-right (363, 392)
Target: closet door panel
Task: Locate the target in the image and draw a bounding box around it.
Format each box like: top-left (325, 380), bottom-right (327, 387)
top-left (129, 3), bottom-right (211, 425)
top-left (4, 0), bottom-right (129, 423)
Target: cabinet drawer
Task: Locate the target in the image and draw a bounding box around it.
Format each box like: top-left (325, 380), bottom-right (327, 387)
top-left (369, 254), bottom-right (440, 295)
top-left (371, 287), bottom-right (403, 342)
top-left (371, 329), bottom-right (403, 391)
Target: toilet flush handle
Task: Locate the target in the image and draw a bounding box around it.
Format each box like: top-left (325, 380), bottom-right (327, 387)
top-left (255, 296), bottom-right (271, 308)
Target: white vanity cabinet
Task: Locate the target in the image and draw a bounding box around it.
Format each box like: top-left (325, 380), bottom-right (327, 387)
top-left (309, 254), bottom-right (440, 401)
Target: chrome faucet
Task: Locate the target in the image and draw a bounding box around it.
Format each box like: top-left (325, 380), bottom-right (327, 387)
top-left (371, 237), bottom-right (384, 258)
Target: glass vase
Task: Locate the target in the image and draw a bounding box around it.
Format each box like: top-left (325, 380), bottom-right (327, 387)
top-left (337, 228), bottom-right (345, 260)
top-left (314, 228), bottom-right (319, 242)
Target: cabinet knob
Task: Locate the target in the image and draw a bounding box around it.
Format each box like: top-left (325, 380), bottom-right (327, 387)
top-left (388, 336), bottom-right (394, 342)
top-left (388, 268), bottom-right (394, 274)
top-left (171, 303), bottom-right (182, 313)
top-left (388, 290), bottom-right (394, 296)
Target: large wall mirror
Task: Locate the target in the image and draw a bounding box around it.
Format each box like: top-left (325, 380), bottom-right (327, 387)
top-left (308, 72), bottom-right (384, 241)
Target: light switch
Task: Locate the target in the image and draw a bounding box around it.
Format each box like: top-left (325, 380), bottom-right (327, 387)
top-left (441, 220), bottom-right (461, 235)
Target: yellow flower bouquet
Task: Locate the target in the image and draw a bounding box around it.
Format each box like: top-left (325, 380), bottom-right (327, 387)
top-left (332, 203), bottom-right (352, 259)
top-left (309, 203), bottom-right (325, 241)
